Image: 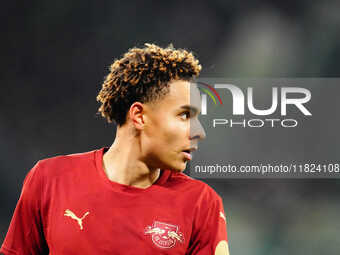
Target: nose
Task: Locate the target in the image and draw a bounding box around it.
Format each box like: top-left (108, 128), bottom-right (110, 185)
top-left (190, 118), bottom-right (206, 141)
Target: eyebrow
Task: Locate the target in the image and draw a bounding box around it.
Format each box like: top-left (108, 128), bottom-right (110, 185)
top-left (180, 105), bottom-right (199, 115)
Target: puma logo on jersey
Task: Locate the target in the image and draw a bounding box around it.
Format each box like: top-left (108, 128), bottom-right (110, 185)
top-left (64, 209), bottom-right (90, 230)
top-left (219, 211), bottom-right (226, 222)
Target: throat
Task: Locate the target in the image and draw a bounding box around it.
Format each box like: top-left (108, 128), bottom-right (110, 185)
top-left (102, 153), bottom-right (161, 188)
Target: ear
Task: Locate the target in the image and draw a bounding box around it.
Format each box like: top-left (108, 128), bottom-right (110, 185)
top-left (128, 102), bottom-right (145, 130)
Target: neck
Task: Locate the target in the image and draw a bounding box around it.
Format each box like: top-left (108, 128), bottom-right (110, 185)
top-left (102, 128), bottom-right (160, 189)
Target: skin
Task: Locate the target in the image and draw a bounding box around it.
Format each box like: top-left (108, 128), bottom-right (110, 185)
top-left (102, 80), bottom-right (206, 189)
top-left (102, 79), bottom-right (230, 254)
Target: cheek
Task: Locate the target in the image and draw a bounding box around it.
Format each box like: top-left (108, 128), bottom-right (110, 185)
top-left (161, 120), bottom-right (189, 145)
top-left (147, 114), bottom-right (190, 151)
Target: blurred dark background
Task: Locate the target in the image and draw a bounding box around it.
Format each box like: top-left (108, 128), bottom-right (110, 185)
top-left (1, 1), bottom-right (340, 254)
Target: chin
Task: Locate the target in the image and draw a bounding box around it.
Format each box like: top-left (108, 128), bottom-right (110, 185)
top-left (167, 162), bottom-right (187, 172)
top-left (169, 168), bottom-right (184, 172)
top-left (159, 158), bottom-right (187, 172)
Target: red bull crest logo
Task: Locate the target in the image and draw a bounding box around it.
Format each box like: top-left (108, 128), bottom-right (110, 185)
top-left (144, 221), bottom-right (184, 249)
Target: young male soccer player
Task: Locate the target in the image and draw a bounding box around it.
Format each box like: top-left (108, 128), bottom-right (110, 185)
top-left (1, 43), bottom-right (229, 254)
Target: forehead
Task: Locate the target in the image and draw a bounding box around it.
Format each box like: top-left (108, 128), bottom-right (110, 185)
top-left (162, 80), bottom-right (201, 108)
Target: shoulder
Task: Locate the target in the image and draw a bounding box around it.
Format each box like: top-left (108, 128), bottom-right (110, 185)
top-left (28, 148), bottom-right (99, 180)
top-left (39, 148), bottom-right (97, 166)
top-left (168, 171), bottom-right (222, 202)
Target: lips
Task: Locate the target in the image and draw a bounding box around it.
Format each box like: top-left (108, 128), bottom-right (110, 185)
top-left (181, 147), bottom-right (197, 160)
top-left (182, 151), bottom-right (192, 160)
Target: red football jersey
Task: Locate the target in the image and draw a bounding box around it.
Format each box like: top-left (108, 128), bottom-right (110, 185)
top-left (1, 147), bottom-right (228, 254)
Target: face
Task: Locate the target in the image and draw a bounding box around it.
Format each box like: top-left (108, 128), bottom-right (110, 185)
top-left (141, 80), bottom-right (206, 172)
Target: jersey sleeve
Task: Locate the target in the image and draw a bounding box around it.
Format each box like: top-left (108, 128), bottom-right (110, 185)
top-left (187, 188), bottom-right (229, 255)
top-left (0, 161), bottom-right (49, 255)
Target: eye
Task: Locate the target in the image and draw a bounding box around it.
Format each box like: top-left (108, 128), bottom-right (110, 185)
top-left (180, 111), bottom-right (190, 120)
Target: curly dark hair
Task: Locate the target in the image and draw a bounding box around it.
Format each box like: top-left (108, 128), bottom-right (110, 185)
top-left (96, 43), bottom-right (202, 126)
